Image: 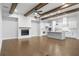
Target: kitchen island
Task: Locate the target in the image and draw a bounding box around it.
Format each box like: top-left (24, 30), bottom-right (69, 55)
top-left (47, 32), bottom-right (65, 40)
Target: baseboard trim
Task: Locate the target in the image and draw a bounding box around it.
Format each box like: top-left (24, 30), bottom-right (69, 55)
top-left (47, 37), bottom-right (64, 40)
top-left (18, 35), bottom-right (45, 39)
top-left (66, 37), bottom-right (77, 40)
top-left (3, 38), bottom-right (18, 40)
top-left (3, 36), bottom-right (47, 40)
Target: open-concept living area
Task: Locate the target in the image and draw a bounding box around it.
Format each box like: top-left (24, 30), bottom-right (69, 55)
top-left (0, 3), bottom-right (79, 56)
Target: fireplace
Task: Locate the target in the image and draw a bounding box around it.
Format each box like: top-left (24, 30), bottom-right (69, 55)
top-left (21, 29), bottom-right (29, 36)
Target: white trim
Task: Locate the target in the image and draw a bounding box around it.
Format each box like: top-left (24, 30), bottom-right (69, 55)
top-left (3, 37), bottom-right (18, 40)
top-left (0, 40), bottom-right (2, 53)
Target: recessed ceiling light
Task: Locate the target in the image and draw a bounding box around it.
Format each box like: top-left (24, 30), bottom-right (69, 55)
top-left (61, 4), bottom-right (69, 8)
top-left (14, 9), bottom-right (17, 13)
top-left (62, 3), bottom-right (65, 4)
top-left (57, 11), bottom-right (61, 13)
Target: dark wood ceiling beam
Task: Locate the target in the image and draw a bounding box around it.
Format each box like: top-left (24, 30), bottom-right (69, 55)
top-left (41, 3), bottom-right (78, 16)
top-left (24, 3), bottom-right (48, 16)
top-left (9, 3), bottom-right (18, 14)
top-left (42, 7), bottom-right (79, 20)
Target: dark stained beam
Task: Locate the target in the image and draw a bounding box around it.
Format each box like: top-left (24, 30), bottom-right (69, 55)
top-left (24, 3), bottom-right (48, 16)
top-left (9, 3), bottom-right (18, 14)
top-left (41, 3), bottom-right (78, 16)
top-left (42, 7), bottom-right (79, 20)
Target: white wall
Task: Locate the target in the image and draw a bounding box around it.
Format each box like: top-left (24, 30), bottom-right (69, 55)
top-left (75, 15), bottom-right (79, 39)
top-left (31, 21), bottom-right (40, 37)
top-left (31, 20), bottom-right (49, 37)
top-left (2, 17), bottom-right (18, 39)
top-left (0, 4), bottom-right (2, 51)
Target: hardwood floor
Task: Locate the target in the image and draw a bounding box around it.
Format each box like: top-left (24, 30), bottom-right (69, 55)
top-left (1, 36), bottom-right (79, 56)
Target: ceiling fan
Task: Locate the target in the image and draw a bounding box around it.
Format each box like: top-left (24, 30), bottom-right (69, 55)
top-left (32, 9), bottom-right (42, 14)
top-left (32, 9), bottom-right (42, 18)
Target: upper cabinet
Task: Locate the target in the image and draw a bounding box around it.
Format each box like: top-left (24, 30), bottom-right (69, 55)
top-left (67, 17), bottom-right (77, 29)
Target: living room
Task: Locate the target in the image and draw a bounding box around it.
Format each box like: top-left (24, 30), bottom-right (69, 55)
top-left (0, 3), bottom-right (79, 56)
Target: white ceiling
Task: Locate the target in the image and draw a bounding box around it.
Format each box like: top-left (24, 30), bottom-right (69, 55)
top-left (41, 4), bottom-right (79, 18)
top-left (38, 3), bottom-right (62, 14)
top-left (2, 3), bottom-right (39, 18)
top-left (14, 3), bottom-right (38, 15)
top-left (2, 3), bottom-right (11, 18)
top-left (2, 3), bottom-right (11, 12)
top-left (44, 11), bottom-right (79, 22)
top-left (2, 3), bottom-right (62, 18)
top-left (2, 3), bottom-right (79, 20)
